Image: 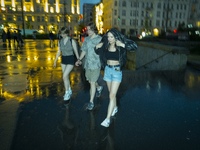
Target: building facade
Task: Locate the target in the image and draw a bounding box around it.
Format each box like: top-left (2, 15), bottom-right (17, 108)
top-left (103, 0), bottom-right (200, 36)
top-left (0, 0), bottom-right (80, 35)
top-left (83, 3), bottom-right (95, 26)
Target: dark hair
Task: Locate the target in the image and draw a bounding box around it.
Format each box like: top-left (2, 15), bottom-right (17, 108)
top-left (59, 27), bottom-right (69, 35)
top-left (87, 22), bottom-right (98, 34)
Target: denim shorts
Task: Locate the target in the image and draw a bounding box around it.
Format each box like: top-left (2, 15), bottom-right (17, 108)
top-left (103, 65), bottom-right (122, 82)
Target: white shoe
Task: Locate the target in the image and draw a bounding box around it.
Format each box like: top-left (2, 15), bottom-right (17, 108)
top-left (111, 107), bottom-right (118, 116)
top-left (69, 88), bottom-right (72, 96)
top-left (63, 91), bottom-right (70, 101)
top-left (101, 118), bottom-right (110, 127)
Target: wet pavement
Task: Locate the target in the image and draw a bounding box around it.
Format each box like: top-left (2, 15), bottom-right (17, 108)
top-left (0, 40), bottom-right (200, 150)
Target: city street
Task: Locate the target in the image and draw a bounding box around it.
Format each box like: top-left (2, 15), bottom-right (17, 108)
top-left (0, 40), bottom-right (200, 150)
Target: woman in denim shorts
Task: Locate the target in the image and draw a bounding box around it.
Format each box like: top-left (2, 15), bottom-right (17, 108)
top-left (95, 28), bottom-right (137, 127)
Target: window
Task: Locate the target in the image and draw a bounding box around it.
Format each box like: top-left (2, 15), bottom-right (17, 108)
top-left (175, 21), bottom-right (177, 27)
top-left (134, 2), bottom-right (137, 7)
top-left (141, 20), bottom-right (143, 25)
top-left (141, 11), bottom-right (144, 17)
top-left (179, 13), bottom-right (182, 19)
top-left (37, 16), bottom-right (40, 22)
top-left (130, 10), bottom-right (132, 16)
top-left (25, 0), bottom-right (31, 2)
top-left (60, 17), bottom-right (63, 22)
top-left (60, 8), bottom-right (63, 12)
top-left (180, 4), bottom-right (182, 10)
top-left (149, 20), bottom-right (152, 26)
top-left (114, 10), bottom-right (117, 15)
top-left (157, 11), bottom-right (160, 17)
top-left (37, 7), bottom-right (40, 12)
top-left (122, 10), bottom-right (126, 16)
top-left (122, 1), bottom-right (126, 7)
top-left (74, 0), bottom-right (77, 5)
top-left (27, 16), bottom-right (32, 21)
top-left (162, 20), bottom-right (164, 27)
top-left (16, 5), bottom-right (21, 11)
top-left (176, 12), bottom-right (178, 18)
top-left (41, 7), bottom-right (44, 12)
top-left (115, 1), bottom-right (117, 6)
top-left (177, 4), bottom-right (179, 10)
top-left (142, 2), bottom-right (144, 8)
top-left (156, 20), bottom-right (160, 26)
top-left (157, 3), bottom-right (161, 8)
top-left (184, 4), bottom-right (186, 10)
top-left (151, 3), bottom-right (153, 8)
top-left (114, 19), bottom-right (117, 25)
top-left (17, 16), bottom-right (22, 21)
top-left (16, 0), bottom-right (21, 2)
top-left (48, 0), bottom-right (55, 3)
top-left (0, 15), bottom-right (2, 21)
top-left (122, 19), bottom-right (126, 25)
top-left (50, 17), bottom-right (55, 22)
top-left (171, 4), bottom-right (173, 9)
top-left (42, 16), bottom-right (45, 22)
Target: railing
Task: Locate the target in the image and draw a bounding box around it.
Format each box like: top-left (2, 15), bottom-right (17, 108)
top-left (136, 50), bottom-right (173, 70)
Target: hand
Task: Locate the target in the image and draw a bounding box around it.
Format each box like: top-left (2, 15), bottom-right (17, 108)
top-left (96, 43), bottom-right (103, 49)
top-left (116, 40), bottom-right (124, 47)
top-left (75, 60), bottom-right (82, 66)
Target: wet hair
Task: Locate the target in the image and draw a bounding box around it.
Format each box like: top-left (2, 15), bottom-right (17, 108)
top-left (87, 22), bottom-right (98, 34)
top-left (59, 27), bottom-right (69, 35)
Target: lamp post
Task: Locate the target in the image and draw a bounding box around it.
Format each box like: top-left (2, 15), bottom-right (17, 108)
top-left (21, 0), bottom-right (25, 38)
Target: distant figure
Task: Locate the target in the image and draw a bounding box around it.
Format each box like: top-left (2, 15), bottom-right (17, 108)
top-left (7, 29), bottom-right (11, 45)
top-left (14, 31), bottom-right (18, 44)
top-left (2, 30), bottom-right (7, 43)
top-left (49, 31), bottom-right (54, 47)
top-left (17, 31), bottom-right (23, 47)
top-left (33, 32), bottom-right (36, 41)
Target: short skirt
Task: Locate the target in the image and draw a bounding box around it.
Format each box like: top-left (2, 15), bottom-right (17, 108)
top-left (61, 55), bottom-right (74, 65)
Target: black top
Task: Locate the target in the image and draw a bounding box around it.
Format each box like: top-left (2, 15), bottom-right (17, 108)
top-left (106, 50), bottom-right (119, 61)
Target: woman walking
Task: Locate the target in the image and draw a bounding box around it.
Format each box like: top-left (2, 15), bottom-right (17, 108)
top-left (53, 27), bottom-right (80, 100)
top-left (95, 28), bottom-right (137, 127)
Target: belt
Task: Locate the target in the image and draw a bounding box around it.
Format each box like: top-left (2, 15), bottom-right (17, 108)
top-left (107, 64), bottom-right (120, 68)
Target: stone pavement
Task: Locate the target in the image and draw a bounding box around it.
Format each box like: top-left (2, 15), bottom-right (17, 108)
top-left (0, 40), bottom-right (200, 150)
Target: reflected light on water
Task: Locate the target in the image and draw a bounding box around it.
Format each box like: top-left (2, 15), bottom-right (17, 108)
top-left (17, 55), bottom-right (21, 61)
top-left (7, 55), bottom-right (11, 62)
top-left (146, 81), bottom-right (150, 90)
top-left (188, 74), bottom-right (195, 88)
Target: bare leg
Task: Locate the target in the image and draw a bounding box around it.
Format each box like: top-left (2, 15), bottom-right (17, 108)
top-left (106, 81), bottom-right (121, 119)
top-left (89, 81), bottom-right (96, 103)
top-left (61, 64), bottom-right (74, 91)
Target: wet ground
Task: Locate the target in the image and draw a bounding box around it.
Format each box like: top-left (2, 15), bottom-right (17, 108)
top-left (0, 40), bottom-right (200, 150)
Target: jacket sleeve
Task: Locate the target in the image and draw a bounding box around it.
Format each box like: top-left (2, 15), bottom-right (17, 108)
top-left (124, 38), bottom-right (138, 52)
top-left (94, 43), bottom-right (104, 55)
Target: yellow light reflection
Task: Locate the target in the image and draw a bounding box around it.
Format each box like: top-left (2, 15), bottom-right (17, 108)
top-left (7, 55), bottom-right (11, 62)
top-left (188, 74), bottom-right (195, 88)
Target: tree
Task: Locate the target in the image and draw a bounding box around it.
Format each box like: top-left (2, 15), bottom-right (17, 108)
top-left (26, 21), bottom-right (31, 29)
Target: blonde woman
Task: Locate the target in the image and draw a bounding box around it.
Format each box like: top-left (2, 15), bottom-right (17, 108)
top-left (53, 27), bottom-right (80, 100)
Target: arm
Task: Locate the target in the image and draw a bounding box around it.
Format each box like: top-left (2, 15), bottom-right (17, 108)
top-left (72, 39), bottom-right (80, 60)
top-left (95, 43), bottom-right (104, 55)
top-left (53, 48), bottom-right (61, 68)
top-left (116, 39), bottom-right (137, 52)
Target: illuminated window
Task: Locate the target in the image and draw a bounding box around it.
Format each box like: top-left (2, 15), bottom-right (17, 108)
top-left (50, 7), bottom-right (54, 13)
top-left (16, 5), bottom-right (21, 11)
top-left (26, 5), bottom-right (31, 11)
